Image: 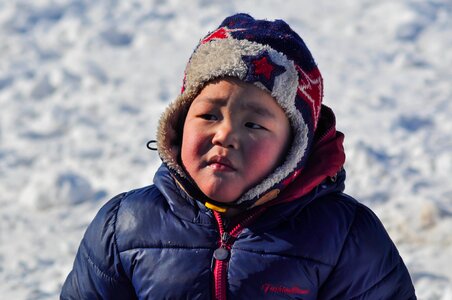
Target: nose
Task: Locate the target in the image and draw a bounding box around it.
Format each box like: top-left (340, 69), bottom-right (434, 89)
top-left (212, 119), bottom-right (239, 149)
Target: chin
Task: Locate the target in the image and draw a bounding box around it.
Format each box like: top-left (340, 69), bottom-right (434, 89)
top-left (204, 190), bottom-right (239, 204)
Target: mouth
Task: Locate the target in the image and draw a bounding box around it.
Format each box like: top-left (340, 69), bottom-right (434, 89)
top-left (207, 155), bottom-right (235, 172)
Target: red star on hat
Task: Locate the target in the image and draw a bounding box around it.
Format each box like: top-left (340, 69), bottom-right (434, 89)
top-left (253, 57), bottom-right (275, 80)
top-left (242, 51), bottom-right (286, 91)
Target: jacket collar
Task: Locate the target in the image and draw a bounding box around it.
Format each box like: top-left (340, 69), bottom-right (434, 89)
top-left (153, 165), bottom-right (214, 226)
top-left (153, 162), bottom-right (346, 229)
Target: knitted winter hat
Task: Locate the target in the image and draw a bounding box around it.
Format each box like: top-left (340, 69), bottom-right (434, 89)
top-left (157, 13), bottom-right (323, 208)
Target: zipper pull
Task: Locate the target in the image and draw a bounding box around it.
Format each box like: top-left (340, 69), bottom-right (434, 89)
top-left (221, 232), bottom-right (231, 245)
top-left (213, 247), bottom-right (229, 261)
top-left (213, 232), bottom-right (232, 261)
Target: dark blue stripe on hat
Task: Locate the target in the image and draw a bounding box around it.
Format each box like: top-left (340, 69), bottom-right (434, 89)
top-left (219, 13), bottom-right (317, 71)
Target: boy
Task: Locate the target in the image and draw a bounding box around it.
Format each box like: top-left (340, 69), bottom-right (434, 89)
top-left (61, 13), bottom-right (416, 299)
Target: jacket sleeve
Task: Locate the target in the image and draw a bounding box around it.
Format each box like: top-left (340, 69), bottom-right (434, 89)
top-left (60, 193), bottom-right (137, 300)
top-left (318, 203), bottom-right (417, 299)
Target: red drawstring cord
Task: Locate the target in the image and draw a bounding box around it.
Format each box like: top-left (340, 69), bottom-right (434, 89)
top-left (212, 207), bottom-right (267, 300)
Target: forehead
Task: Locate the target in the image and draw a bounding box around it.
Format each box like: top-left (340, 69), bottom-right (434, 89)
top-left (192, 78), bottom-right (285, 118)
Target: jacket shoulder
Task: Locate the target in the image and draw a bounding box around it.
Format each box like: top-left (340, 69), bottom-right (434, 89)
top-left (315, 194), bottom-right (416, 299)
top-left (61, 192), bottom-right (137, 299)
top-left (78, 186), bottom-right (160, 273)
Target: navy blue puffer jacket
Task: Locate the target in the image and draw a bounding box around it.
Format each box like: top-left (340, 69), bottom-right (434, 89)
top-left (61, 165), bottom-right (416, 299)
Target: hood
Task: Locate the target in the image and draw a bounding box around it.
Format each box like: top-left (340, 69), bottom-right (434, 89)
top-left (269, 105), bottom-right (346, 206)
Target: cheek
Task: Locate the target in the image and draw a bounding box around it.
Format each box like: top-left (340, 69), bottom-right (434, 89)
top-left (244, 138), bottom-right (284, 171)
top-left (181, 128), bottom-right (207, 167)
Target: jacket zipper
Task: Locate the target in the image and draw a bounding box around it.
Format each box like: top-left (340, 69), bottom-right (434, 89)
top-left (212, 208), bottom-right (266, 300)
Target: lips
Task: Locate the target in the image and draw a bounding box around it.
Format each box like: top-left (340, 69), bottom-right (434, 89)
top-left (207, 155), bottom-right (235, 171)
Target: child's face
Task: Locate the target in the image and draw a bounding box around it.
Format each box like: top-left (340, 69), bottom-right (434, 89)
top-left (181, 78), bottom-right (291, 203)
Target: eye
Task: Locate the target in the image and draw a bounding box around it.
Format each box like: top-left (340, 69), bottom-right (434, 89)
top-left (199, 114), bottom-right (217, 121)
top-left (245, 122), bottom-right (266, 130)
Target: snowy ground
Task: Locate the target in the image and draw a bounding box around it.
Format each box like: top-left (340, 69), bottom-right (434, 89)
top-left (1, 0), bottom-right (451, 299)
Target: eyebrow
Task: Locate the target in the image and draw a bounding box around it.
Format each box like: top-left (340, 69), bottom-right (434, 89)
top-left (197, 97), bottom-right (277, 119)
top-left (198, 97), bottom-right (228, 106)
top-left (241, 101), bottom-right (277, 119)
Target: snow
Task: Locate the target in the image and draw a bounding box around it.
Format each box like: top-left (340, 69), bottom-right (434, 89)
top-left (1, 0), bottom-right (451, 299)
